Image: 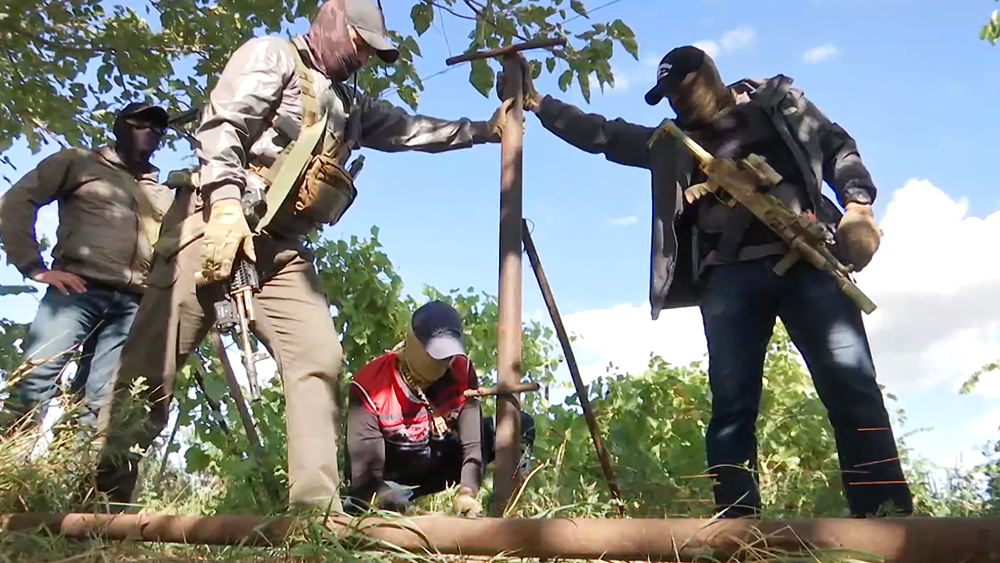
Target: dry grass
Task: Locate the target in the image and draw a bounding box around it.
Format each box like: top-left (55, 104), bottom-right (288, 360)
top-left (0, 382), bottom-right (890, 563)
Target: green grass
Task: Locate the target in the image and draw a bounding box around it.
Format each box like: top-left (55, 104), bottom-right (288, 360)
top-left (0, 425), bottom-right (890, 563)
top-left (0, 360), bottom-right (989, 563)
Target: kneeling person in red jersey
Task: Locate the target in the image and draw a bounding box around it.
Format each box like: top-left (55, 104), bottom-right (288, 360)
top-left (345, 300), bottom-right (535, 516)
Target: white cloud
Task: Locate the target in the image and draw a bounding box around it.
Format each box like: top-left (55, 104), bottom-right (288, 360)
top-left (692, 25), bottom-right (756, 60)
top-left (563, 179), bottom-right (1000, 397)
top-left (607, 215), bottom-right (638, 227)
top-left (692, 40), bottom-right (721, 59)
top-left (969, 408), bottom-right (1000, 440)
top-left (856, 179), bottom-right (1000, 394)
top-left (719, 26), bottom-right (756, 52)
top-left (563, 304), bottom-right (707, 384)
top-left (802, 44), bottom-right (839, 64)
top-left (642, 54), bottom-right (662, 68)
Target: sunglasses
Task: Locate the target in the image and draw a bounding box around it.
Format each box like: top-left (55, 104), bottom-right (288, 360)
top-left (125, 120), bottom-right (167, 135)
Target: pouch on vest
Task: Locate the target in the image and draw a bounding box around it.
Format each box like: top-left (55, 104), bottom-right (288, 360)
top-left (252, 42), bottom-right (358, 234)
top-left (295, 152), bottom-right (357, 226)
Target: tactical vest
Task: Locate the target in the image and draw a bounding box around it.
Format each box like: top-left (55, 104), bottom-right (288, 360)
top-left (250, 41), bottom-right (359, 237)
top-left (350, 352), bottom-right (472, 445)
top-left (696, 75), bottom-right (840, 267)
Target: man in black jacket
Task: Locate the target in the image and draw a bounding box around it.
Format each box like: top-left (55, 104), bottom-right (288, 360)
top-left (498, 46), bottom-right (913, 518)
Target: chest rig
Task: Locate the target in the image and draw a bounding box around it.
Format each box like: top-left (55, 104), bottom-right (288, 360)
top-left (251, 42), bottom-right (360, 237)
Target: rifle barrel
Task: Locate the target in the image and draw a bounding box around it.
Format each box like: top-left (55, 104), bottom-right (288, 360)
top-left (661, 121), bottom-right (715, 164)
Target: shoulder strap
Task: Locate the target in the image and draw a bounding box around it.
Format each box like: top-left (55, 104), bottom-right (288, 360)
top-left (253, 41), bottom-right (329, 236)
top-left (749, 75), bottom-right (794, 112)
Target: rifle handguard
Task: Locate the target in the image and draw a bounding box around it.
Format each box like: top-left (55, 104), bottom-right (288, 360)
top-left (656, 119), bottom-right (878, 315)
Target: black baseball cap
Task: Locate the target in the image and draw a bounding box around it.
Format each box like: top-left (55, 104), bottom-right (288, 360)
top-left (411, 300), bottom-right (465, 360)
top-left (344, 0), bottom-right (400, 64)
top-left (644, 46), bottom-right (708, 106)
top-left (116, 102), bottom-right (170, 127)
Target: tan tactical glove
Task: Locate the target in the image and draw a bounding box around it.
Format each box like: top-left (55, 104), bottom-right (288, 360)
top-left (486, 102), bottom-right (510, 142)
top-left (452, 486), bottom-right (482, 517)
top-left (496, 53), bottom-right (543, 112)
top-left (836, 202), bottom-right (881, 272)
top-left (195, 198), bottom-right (256, 286)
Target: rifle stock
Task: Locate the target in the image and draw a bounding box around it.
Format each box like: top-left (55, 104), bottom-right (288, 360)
top-left (652, 119), bottom-right (877, 315)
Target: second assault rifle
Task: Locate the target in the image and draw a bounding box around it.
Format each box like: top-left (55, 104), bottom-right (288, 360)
top-left (166, 106), bottom-right (271, 401)
top-left (648, 119), bottom-right (877, 315)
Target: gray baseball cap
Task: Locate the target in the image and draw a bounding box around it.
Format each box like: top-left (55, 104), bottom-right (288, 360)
top-left (411, 300), bottom-right (466, 360)
top-left (345, 0), bottom-right (399, 64)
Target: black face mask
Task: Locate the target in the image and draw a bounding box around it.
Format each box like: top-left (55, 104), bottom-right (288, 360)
top-left (115, 121), bottom-right (164, 163)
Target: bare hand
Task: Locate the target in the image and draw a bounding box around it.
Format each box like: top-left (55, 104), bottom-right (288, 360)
top-left (452, 486), bottom-right (483, 517)
top-left (32, 269), bottom-right (88, 295)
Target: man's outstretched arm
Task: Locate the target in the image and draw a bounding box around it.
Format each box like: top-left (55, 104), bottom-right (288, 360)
top-left (345, 385), bottom-right (406, 511)
top-left (358, 97), bottom-right (499, 153)
top-left (499, 55), bottom-right (656, 170)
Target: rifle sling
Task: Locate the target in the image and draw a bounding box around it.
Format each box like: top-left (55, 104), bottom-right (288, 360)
top-left (253, 42), bottom-right (328, 236)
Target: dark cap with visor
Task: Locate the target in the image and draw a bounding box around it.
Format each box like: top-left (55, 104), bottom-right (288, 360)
top-left (644, 46), bottom-right (708, 106)
top-left (411, 300), bottom-right (466, 360)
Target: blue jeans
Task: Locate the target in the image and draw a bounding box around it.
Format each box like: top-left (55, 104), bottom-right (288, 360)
top-left (698, 256), bottom-right (913, 517)
top-left (2, 281), bottom-right (140, 433)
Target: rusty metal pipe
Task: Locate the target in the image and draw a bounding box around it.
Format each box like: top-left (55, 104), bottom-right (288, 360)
top-left (522, 220), bottom-right (625, 515)
top-left (465, 382), bottom-right (540, 398)
top-left (445, 37), bottom-right (567, 66)
top-left (5, 513), bottom-right (1000, 562)
top-left (491, 51), bottom-right (527, 517)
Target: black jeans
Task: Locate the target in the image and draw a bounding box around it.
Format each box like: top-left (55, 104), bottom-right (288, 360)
top-left (698, 256), bottom-right (913, 517)
top-left (345, 410), bottom-right (536, 512)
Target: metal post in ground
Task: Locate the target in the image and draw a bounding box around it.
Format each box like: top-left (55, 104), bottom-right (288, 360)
top-left (445, 36), bottom-right (566, 516)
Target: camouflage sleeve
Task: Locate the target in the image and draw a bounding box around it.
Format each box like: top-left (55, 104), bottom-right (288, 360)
top-left (0, 148), bottom-right (83, 278)
top-left (195, 36), bottom-right (295, 205)
top-left (533, 94), bottom-right (655, 169)
top-left (804, 97), bottom-right (876, 207)
top-left (358, 97), bottom-right (491, 153)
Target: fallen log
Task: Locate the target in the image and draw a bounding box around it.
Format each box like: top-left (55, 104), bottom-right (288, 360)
top-left (3, 513), bottom-right (1000, 562)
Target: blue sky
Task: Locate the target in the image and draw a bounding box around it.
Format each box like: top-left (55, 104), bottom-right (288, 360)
top-left (3, 0), bottom-right (1000, 476)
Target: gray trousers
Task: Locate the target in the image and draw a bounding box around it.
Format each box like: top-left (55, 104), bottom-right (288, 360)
top-left (94, 188), bottom-right (343, 510)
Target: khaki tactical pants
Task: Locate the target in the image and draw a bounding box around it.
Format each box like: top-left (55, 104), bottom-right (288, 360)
top-left (94, 187), bottom-right (343, 510)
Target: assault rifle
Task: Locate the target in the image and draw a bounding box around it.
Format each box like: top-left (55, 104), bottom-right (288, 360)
top-left (212, 185), bottom-right (268, 400)
top-left (165, 106), bottom-right (268, 400)
top-left (168, 105), bottom-right (368, 400)
top-left (648, 119), bottom-right (877, 315)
